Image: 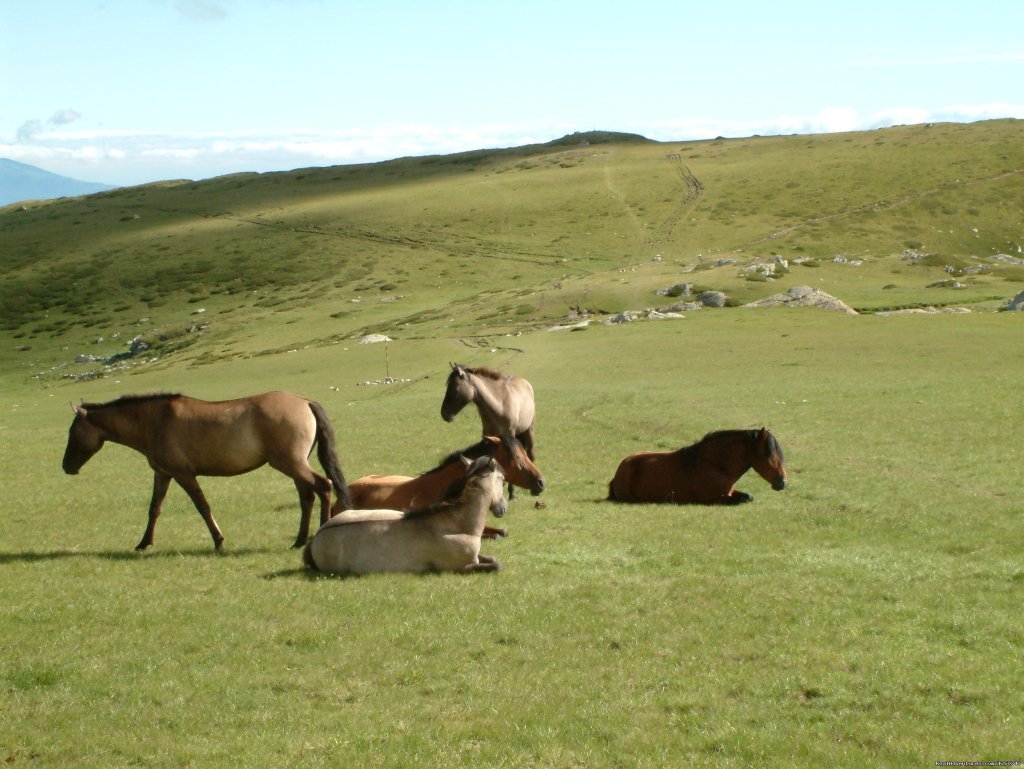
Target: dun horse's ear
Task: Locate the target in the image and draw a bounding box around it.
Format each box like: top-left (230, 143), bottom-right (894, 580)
top-left (70, 402), bottom-right (87, 418)
top-left (460, 455), bottom-right (472, 467)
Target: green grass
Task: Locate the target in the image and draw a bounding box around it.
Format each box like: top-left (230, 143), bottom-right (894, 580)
top-left (3, 314), bottom-right (1022, 767)
top-left (1, 122), bottom-right (1023, 767)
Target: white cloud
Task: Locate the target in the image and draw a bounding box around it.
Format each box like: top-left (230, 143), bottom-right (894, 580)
top-left (48, 109), bottom-right (82, 126)
top-left (174, 0), bottom-right (228, 22)
top-left (3, 106), bottom-right (1021, 187)
top-left (16, 120), bottom-right (44, 143)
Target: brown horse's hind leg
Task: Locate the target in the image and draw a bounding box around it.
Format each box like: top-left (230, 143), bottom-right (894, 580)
top-left (175, 475), bottom-right (225, 550)
top-left (291, 476), bottom-right (327, 549)
top-left (137, 471), bottom-right (172, 551)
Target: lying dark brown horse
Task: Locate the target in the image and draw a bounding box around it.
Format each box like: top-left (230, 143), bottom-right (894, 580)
top-left (608, 428), bottom-right (787, 504)
top-left (62, 391), bottom-right (351, 550)
top-left (346, 433), bottom-right (545, 539)
top-left (441, 363), bottom-right (537, 497)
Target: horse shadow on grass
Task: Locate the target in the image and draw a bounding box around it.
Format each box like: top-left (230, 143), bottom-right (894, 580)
top-left (0, 546), bottom-right (280, 565)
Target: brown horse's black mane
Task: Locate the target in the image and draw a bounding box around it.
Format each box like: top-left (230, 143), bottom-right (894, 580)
top-left (423, 433), bottom-right (518, 477)
top-left (678, 429), bottom-right (782, 465)
top-left (82, 392), bottom-right (182, 410)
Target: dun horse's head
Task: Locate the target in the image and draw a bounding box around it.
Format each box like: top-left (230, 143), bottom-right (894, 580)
top-left (488, 434), bottom-right (546, 495)
top-left (751, 428), bottom-right (787, 491)
top-left (62, 404), bottom-right (105, 475)
top-left (441, 362), bottom-right (473, 422)
top-left (462, 455), bottom-right (507, 518)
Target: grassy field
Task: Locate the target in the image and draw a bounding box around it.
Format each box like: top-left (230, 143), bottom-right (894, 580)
top-left (1, 121), bottom-right (1023, 767)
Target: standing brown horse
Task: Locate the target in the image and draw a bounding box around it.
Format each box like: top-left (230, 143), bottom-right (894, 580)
top-left (62, 391), bottom-right (351, 550)
top-left (441, 363), bottom-right (537, 497)
top-left (607, 428), bottom-right (787, 504)
top-left (346, 433), bottom-right (545, 539)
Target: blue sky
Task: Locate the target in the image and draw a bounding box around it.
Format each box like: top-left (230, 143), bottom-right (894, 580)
top-left (2, 0), bottom-right (1022, 186)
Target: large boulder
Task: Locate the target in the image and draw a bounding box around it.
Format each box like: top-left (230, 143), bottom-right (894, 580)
top-left (1003, 290), bottom-right (1024, 311)
top-left (743, 286), bottom-right (858, 314)
top-left (699, 290), bottom-right (728, 308)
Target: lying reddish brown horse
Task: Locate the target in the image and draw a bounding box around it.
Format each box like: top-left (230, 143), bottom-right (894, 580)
top-left (346, 433), bottom-right (545, 538)
top-left (608, 428), bottom-right (787, 504)
top-left (62, 391), bottom-right (351, 550)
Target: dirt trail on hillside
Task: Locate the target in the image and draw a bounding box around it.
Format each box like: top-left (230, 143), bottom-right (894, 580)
top-left (661, 153), bottom-right (704, 237)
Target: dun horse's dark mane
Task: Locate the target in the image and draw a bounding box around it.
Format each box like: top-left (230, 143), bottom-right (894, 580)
top-left (460, 365), bottom-right (505, 381)
top-left (82, 392), bottom-right (182, 410)
top-left (405, 456), bottom-right (493, 520)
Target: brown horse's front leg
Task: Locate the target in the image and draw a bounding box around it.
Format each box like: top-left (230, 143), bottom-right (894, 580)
top-left (137, 472), bottom-right (172, 551)
top-left (175, 475), bottom-right (225, 550)
top-left (482, 525), bottom-right (507, 539)
top-left (722, 490), bottom-right (754, 505)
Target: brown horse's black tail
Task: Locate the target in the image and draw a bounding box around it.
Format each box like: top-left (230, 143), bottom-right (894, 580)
top-left (302, 540), bottom-right (320, 572)
top-left (308, 400), bottom-right (352, 512)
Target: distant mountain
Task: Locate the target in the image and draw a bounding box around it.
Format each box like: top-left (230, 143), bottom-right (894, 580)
top-left (0, 158), bottom-right (117, 206)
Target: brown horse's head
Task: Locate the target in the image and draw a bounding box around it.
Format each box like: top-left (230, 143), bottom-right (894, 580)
top-left (751, 428), bottom-right (787, 491)
top-left (487, 434), bottom-right (546, 495)
top-left (440, 363), bottom-right (474, 422)
top-left (62, 404), bottom-right (105, 475)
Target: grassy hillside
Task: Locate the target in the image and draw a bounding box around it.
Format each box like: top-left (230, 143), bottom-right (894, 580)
top-left (2, 120), bottom-right (1022, 387)
top-left (1, 122), bottom-right (1023, 768)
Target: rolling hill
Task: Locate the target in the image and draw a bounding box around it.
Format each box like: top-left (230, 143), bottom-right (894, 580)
top-left (1, 121), bottom-right (1022, 386)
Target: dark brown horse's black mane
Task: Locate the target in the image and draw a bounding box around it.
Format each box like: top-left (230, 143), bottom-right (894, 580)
top-left (81, 392), bottom-right (182, 410)
top-left (678, 429), bottom-right (782, 465)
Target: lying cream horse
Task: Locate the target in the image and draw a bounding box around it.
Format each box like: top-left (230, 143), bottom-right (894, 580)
top-left (303, 456), bottom-right (507, 575)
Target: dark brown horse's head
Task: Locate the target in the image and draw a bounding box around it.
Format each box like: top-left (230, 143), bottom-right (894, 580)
top-left (750, 428), bottom-right (787, 491)
top-left (440, 362), bottom-right (474, 422)
top-left (488, 433), bottom-right (546, 495)
top-left (62, 404), bottom-right (105, 475)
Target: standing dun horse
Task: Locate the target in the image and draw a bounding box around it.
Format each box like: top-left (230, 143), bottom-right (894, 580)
top-left (440, 363), bottom-right (536, 497)
top-left (346, 433), bottom-right (545, 538)
top-left (303, 455), bottom-right (507, 575)
top-left (608, 428), bottom-right (787, 505)
top-left (62, 391), bottom-right (351, 550)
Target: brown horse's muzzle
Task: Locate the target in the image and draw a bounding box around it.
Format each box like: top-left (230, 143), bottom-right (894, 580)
top-left (530, 477), bottom-right (546, 495)
top-left (772, 477), bottom-right (787, 491)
